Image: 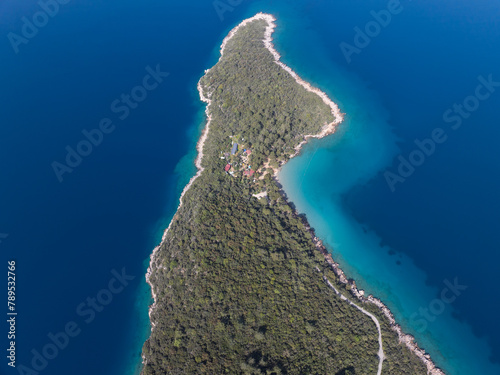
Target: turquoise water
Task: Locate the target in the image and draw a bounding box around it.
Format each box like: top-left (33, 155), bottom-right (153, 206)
top-left (0, 0), bottom-right (217, 374)
top-left (264, 1), bottom-right (500, 374)
top-left (1, 0), bottom-right (499, 374)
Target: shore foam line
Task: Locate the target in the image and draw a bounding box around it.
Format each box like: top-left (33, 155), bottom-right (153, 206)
top-left (142, 81), bottom-right (212, 366)
top-left (307, 229), bottom-right (446, 375)
top-left (144, 82), bottom-right (211, 329)
top-left (145, 12), bottom-right (443, 375)
top-left (144, 12), bottom-right (247, 342)
top-left (146, 12), bottom-right (343, 333)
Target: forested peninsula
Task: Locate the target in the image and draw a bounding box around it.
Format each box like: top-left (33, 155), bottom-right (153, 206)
top-left (142, 13), bottom-right (442, 375)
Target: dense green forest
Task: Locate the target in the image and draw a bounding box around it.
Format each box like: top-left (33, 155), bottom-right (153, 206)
top-left (142, 17), bottom-right (429, 375)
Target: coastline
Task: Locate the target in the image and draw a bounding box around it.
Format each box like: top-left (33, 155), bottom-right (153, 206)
top-left (144, 12), bottom-right (444, 375)
top-left (303, 225), bottom-right (446, 375)
top-left (144, 80), bottom-right (212, 330)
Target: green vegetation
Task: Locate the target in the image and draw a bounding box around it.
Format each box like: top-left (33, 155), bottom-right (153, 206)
top-left (142, 17), bottom-right (428, 375)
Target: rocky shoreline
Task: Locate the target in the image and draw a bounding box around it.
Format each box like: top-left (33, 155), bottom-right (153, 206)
top-left (144, 80), bottom-right (212, 330)
top-left (144, 12), bottom-right (445, 375)
top-left (309, 228), bottom-right (446, 375)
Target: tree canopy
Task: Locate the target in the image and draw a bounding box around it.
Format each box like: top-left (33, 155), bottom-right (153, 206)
top-left (142, 17), bottom-right (429, 375)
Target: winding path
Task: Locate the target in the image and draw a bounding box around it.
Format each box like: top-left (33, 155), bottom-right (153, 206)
top-left (323, 276), bottom-right (385, 375)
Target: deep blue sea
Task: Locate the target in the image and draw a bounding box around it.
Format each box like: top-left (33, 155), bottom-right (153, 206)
top-left (0, 0), bottom-right (499, 374)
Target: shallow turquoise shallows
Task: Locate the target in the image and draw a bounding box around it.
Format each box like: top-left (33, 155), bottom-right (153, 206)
top-left (1, 0), bottom-right (499, 374)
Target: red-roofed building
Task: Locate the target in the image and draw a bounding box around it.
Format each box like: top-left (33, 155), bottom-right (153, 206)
top-left (243, 169), bottom-right (255, 177)
top-left (245, 149), bottom-right (252, 155)
top-left (224, 164), bottom-right (231, 172)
